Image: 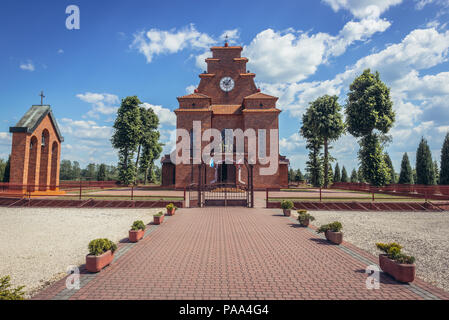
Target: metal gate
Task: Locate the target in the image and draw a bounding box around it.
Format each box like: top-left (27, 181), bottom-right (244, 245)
top-left (188, 183), bottom-right (252, 207)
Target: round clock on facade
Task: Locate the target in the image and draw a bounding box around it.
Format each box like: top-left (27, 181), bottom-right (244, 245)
top-left (219, 77), bottom-right (235, 92)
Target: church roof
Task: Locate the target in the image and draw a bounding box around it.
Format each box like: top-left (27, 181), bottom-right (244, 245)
top-left (9, 105), bottom-right (64, 142)
top-left (177, 93), bottom-right (211, 100)
top-left (244, 92), bottom-right (278, 100)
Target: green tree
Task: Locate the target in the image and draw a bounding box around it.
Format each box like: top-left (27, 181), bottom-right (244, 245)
top-left (111, 96), bottom-right (143, 185)
top-left (434, 160), bottom-right (440, 185)
top-left (413, 169), bottom-right (417, 185)
top-left (0, 158), bottom-right (6, 182)
top-left (357, 166), bottom-right (365, 183)
top-left (72, 161), bottom-right (81, 180)
top-left (288, 168), bottom-right (295, 182)
top-left (440, 133), bottom-right (449, 185)
top-left (97, 164), bottom-right (107, 181)
top-left (295, 168), bottom-right (304, 182)
top-left (398, 153), bottom-right (413, 184)
top-left (136, 107), bottom-right (163, 184)
top-left (301, 95), bottom-right (344, 188)
top-left (416, 137), bottom-right (435, 185)
top-left (345, 69), bottom-right (395, 186)
top-left (384, 153), bottom-right (396, 184)
top-left (2, 156), bottom-right (10, 183)
top-left (60, 160), bottom-right (73, 180)
top-left (333, 163), bottom-right (341, 183)
top-left (350, 169), bottom-right (358, 183)
top-left (341, 166), bottom-right (348, 182)
top-left (301, 111), bottom-right (324, 188)
top-left (305, 138), bottom-right (323, 187)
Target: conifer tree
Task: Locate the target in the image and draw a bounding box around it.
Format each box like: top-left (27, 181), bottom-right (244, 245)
top-left (384, 153), bottom-right (395, 184)
top-left (398, 153), bottom-right (413, 184)
top-left (416, 137), bottom-right (435, 185)
top-left (333, 163), bottom-right (341, 183)
top-left (440, 133), bottom-right (449, 185)
top-left (350, 169), bottom-right (358, 183)
top-left (341, 166), bottom-right (348, 182)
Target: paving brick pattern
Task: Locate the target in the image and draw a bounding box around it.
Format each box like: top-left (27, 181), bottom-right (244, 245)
top-left (33, 208), bottom-right (449, 300)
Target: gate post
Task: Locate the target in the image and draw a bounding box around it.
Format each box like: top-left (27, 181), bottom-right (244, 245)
top-left (266, 188), bottom-right (268, 208)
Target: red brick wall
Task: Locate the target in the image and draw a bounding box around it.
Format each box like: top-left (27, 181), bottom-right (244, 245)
top-left (9, 114), bottom-right (62, 191)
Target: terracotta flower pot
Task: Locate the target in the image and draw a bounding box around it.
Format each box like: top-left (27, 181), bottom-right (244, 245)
top-left (379, 254), bottom-right (415, 283)
top-left (153, 215), bottom-right (164, 225)
top-left (167, 208), bottom-right (175, 216)
top-left (85, 250), bottom-right (114, 273)
top-left (300, 219), bottom-right (310, 227)
top-left (325, 230), bottom-right (343, 245)
top-left (129, 229), bottom-right (145, 243)
top-left (283, 209), bottom-right (291, 217)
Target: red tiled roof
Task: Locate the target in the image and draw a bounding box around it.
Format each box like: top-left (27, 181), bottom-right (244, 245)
top-left (244, 92), bottom-right (278, 100)
top-left (177, 93), bottom-right (211, 100)
top-left (242, 108), bottom-right (281, 113)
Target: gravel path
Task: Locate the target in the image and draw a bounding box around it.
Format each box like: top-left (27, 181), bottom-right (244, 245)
top-left (291, 210), bottom-right (449, 293)
top-left (0, 207), bottom-right (162, 297)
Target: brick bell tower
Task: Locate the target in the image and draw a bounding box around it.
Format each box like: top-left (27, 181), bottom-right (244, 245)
top-left (9, 104), bottom-right (64, 194)
top-left (162, 40), bottom-right (289, 189)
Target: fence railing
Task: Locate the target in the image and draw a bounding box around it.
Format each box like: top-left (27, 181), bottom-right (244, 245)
top-left (0, 181), bottom-right (184, 203)
top-left (331, 182), bottom-right (449, 200)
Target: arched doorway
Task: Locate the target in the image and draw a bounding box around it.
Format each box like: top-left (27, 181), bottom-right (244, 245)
top-left (39, 130), bottom-right (50, 191)
top-left (50, 141), bottom-right (58, 190)
top-left (27, 136), bottom-right (38, 192)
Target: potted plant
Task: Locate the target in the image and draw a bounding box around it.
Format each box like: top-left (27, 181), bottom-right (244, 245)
top-left (129, 220), bottom-right (146, 243)
top-left (153, 211), bottom-right (165, 225)
top-left (317, 221), bottom-right (343, 244)
top-left (280, 200), bottom-right (294, 216)
top-left (376, 242), bottom-right (416, 283)
top-left (166, 203), bottom-right (176, 216)
top-left (85, 238), bottom-right (117, 273)
top-left (297, 210), bottom-right (315, 227)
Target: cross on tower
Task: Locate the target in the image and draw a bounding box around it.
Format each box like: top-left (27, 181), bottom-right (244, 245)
top-left (39, 91), bottom-right (45, 105)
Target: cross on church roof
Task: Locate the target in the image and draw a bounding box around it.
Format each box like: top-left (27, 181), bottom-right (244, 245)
top-left (39, 91), bottom-right (45, 105)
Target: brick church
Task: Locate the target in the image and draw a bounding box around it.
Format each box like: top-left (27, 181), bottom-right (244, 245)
top-left (161, 42), bottom-right (289, 190)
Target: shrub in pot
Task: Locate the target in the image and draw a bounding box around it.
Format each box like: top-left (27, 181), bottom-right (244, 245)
top-left (280, 200), bottom-right (294, 216)
top-left (297, 210), bottom-right (315, 227)
top-left (86, 238), bottom-right (117, 273)
top-left (153, 212), bottom-right (165, 225)
top-left (129, 220), bottom-right (146, 243)
top-left (317, 221), bottom-right (343, 244)
top-left (376, 242), bottom-right (416, 283)
top-left (0, 275), bottom-right (25, 300)
top-left (166, 203), bottom-right (176, 216)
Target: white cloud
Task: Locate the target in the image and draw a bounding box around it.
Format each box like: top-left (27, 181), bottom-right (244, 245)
top-left (131, 24), bottom-right (215, 63)
top-left (57, 49), bottom-right (64, 54)
top-left (60, 118), bottom-right (113, 139)
top-left (322, 0), bottom-right (403, 18)
top-left (0, 132), bottom-right (11, 146)
top-left (279, 133), bottom-right (305, 152)
top-left (244, 19), bottom-right (390, 83)
top-left (141, 103), bottom-right (176, 126)
top-left (76, 92), bottom-right (120, 118)
top-left (185, 85), bottom-right (196, 94)
top-left (219, 29), bottom-right (240, 44)
top-left (19, 61), bottom-right (35, 71)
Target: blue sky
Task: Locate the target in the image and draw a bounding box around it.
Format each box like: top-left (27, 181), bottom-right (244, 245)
top-left (1, 0), bottom-right (449, 174)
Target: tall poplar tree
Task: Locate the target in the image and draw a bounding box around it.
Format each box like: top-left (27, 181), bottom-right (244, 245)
top-left (341, 166), bottom-right (348, 182)
top-left (398, 153), bottom-right (413, 184)
top-left (416, 137), bottom-right (435, 185)
top-left (350, 169), bottom-right (358, 182)
top-left (346, 69), bottom-right (395, 186)
top-left (301, 111), bottom-right (324, 187)
top-left (440, 133), bottom-right (449, 185)
top-left (384, 153), bottom-right (395, 184)
top-left (333, 163), bottom-right (341, 183)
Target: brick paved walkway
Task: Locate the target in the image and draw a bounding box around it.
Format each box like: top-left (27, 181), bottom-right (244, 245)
top-left (33, 208), bottom-right (449, 300)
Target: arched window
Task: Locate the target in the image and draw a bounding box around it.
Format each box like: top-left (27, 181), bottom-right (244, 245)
top-left (41, 132), bottom-right (46, 148)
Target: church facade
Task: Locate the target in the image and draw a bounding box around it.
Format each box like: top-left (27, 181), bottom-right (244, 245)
top-left (161, 43), bottom-right (289, 190)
